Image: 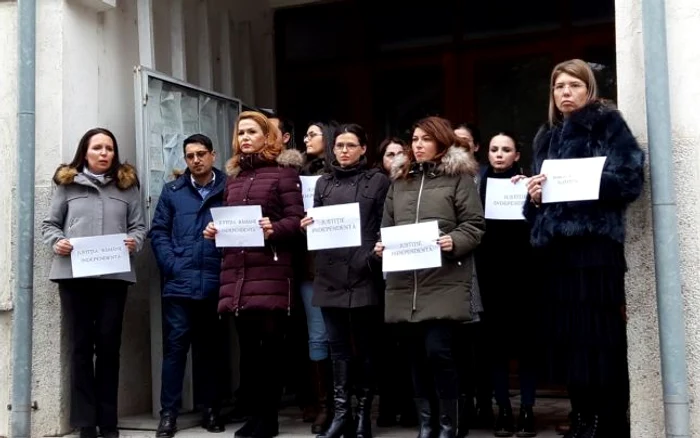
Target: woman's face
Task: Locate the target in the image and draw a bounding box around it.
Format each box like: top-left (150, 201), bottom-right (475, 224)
top-left (305, 125), bottom-right (325, 156)
top-left (553, 72), bottom-right (589, 117)
top-left (85, 133), bottom-right (115, 174)
top-left (412, 127), bottom-right (438, 163)
top-left (454, 127), bottom-right (476, 152)
top-left (333, 132), bottom-right (366, 168)
top-left (488, 135), bottom-right (520, 173)
top-left (238, 118), bottom-right (267, 154)
top-left (382, 143), bottom-right (404, 173)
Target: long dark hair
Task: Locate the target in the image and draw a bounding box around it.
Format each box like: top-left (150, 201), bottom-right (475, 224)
top-left (308, 120), bottom-right (339, 171)
top-left (68, 128), bottom-right (123, 179)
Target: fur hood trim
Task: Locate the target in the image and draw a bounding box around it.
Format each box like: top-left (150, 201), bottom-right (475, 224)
top-left (53, 163), bottom-right (139, 190)
top-left (225, 148), bottom-right (304, 176)
top-left (390, 146), bottom-right (478, 180)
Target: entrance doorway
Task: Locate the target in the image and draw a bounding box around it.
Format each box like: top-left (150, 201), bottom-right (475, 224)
top-left (273, 0), bottom-right (616, 169)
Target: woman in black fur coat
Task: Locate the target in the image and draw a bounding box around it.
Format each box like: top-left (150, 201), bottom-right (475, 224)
top-left (520, 59), bottom-right (644, 438)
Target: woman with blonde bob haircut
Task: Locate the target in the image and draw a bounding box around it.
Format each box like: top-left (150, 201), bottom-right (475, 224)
top-left (205, 111), bottom-right (305, 438)
top-left (520, 60), bottom-right (644, 438)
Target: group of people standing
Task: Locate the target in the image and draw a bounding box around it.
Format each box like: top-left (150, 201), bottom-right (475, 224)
top-left (42, 58), bottom-right (643, 438)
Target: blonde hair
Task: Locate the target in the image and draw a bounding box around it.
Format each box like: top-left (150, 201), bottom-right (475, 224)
top-left (230, 111), bottom-right (284, 168)
top-left (548, 59), bottom-right (598, 126)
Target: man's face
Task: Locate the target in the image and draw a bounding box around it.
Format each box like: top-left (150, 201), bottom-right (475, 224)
top-left (184, 142), bottom-right (216, 178)
top-left (270, 117), bottom-right (291, 146)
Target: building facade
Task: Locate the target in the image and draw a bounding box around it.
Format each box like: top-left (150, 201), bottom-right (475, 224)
top-left (0, 0), bottom-right (698, 436)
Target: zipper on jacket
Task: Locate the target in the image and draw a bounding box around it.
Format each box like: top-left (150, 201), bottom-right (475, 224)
top-left (287, 278), bottom-right (292, 316)
top-left (412, 172), bottom-right (426, 312)
top-left (271, 245), bottom-right (279, 262)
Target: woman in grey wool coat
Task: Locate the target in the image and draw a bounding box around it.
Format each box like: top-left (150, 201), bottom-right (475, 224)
top-left (41, 128), bottom-right (146, 438)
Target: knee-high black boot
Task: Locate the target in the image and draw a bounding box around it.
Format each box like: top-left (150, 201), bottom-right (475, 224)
top-left (317, 360), bottom-right (355, 438)
top-left (438, 399), bottom-right (458, 438)
top-left (414, 398), bottom-right (437, 438)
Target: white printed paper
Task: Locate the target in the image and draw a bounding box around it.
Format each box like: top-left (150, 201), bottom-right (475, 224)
top-left (484, 178), bottom-right (527, 220)
top-left (540, 157), bottom-right (607, 203)
top-left (307, 203), bottom-right (361, 251)
top-left (381, 221), bottom-right (442, 272)
top-left (300, 175), bottom-right (322, 211)
top-left (70, 233), bottom-right (131, 278)
top-left (210, 206), bottom-right (264, 248)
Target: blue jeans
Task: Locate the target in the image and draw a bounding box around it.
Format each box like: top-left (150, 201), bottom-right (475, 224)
top-left (300, 281), bottom-right (329, 361)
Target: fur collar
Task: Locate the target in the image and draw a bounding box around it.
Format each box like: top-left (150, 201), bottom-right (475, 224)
top-left (564, 100), bottom-right (616, 130)
top-left (225, 148), bottom-right (304, 177)
top-left (52, 163), bottom-right (139, 190)
top-left (390, 146), bottom-right (478, 180)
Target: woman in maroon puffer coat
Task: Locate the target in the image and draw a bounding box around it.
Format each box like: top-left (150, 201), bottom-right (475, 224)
top-left (204, 111), bottom-right (304, 438)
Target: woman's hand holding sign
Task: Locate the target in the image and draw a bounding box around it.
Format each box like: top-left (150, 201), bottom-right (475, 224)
top-left (259, 217), bottom-right (274, 239)
top-left (437, 234), bottom-right (453, 252)
top-left (124, 237), bottom-right (137, 253)
top-left (526, 174), bottom-right (547, 205)
top-left (54, 238), bottom-right (73, 256)
top-left (300, 216), bottom-right (314, 230)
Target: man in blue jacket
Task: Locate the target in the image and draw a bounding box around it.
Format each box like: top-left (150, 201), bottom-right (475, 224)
top-left (149, 134), bottom-right (226, 437)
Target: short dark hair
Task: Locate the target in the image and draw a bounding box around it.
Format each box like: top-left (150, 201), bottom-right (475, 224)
top-left (183, 134), bottom-right (213, 154)
top-left (335, 123), bottom-right (369, 147)
top-left (68, 128), bottom-right (122, 179)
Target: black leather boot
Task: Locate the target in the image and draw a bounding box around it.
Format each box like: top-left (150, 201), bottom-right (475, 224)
top-left (563, 412), bottom-right (586, 438)
top-left (355, 387), bottom-right (374, 438)
top-left (515, 406), bottom-right (536, 437)
top-left (414, 398), bottom-right (437, 438)
top-left (438, 399), bottom-right (458, 438)
top-left (494, 404), bottom-right (514, 437)
top-left (202, 407), bottom-right (225, 433)
top-left (312, 359), bottom-right (332, 434)
top-left (317, 360), bottom-right (355, 438)
top-left (457, 394), bottom-right (473, 438)
top-left (235, 417), bottom-right (260, 438)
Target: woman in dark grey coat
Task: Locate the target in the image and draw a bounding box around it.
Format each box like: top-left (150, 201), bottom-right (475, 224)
top-left (41, 128), bottom-right (146, 438)
top-left (301, 124), bottom-right (390, 438)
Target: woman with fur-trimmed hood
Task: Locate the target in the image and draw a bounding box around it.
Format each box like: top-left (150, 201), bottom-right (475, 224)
top-left (374, 116), bottom-right (485, 438)
top-left (204, 111), bottom-right (305, 438)
top-left (41, 128), bottom-right (146, 438)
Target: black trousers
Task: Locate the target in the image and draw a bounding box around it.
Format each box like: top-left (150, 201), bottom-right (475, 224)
top-left (235, 311), bottom-right (288, 417)
top-left (407, 321), bottom-right (459, 400)
top-left (321, 307), bottom-right (380, 392)
top-left (59, 279), bottom-right (128, 429)
top-left (455, 317), bottom-right (493, 408)
top-left (160, 297), bottom-right (221, 416)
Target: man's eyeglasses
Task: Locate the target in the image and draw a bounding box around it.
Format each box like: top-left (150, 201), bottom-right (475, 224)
top-left (185, 150), bottom-right (211, 160)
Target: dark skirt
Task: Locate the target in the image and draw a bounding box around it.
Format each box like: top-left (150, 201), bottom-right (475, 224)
top-left (536, 236), bottom-right (629, 388)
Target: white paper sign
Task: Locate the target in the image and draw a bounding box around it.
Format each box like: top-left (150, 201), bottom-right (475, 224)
top-left (484, 178), bottom-right (527, 220)
top-left (210, 205), bottom-right (264, 248)
top-left (307, 202), bottom-right (361, 251)
top-left (381, 221), bottom-right (442, 272)
top-left (70, 233), bottom-right (131, 278)
top-left (540, 157), bottom-right (607, 203)
top-left (300, 175), bottom-right (322, 211)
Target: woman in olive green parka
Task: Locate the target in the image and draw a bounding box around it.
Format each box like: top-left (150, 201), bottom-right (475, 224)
top-left (375, 116), bottom-right (485, 438)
